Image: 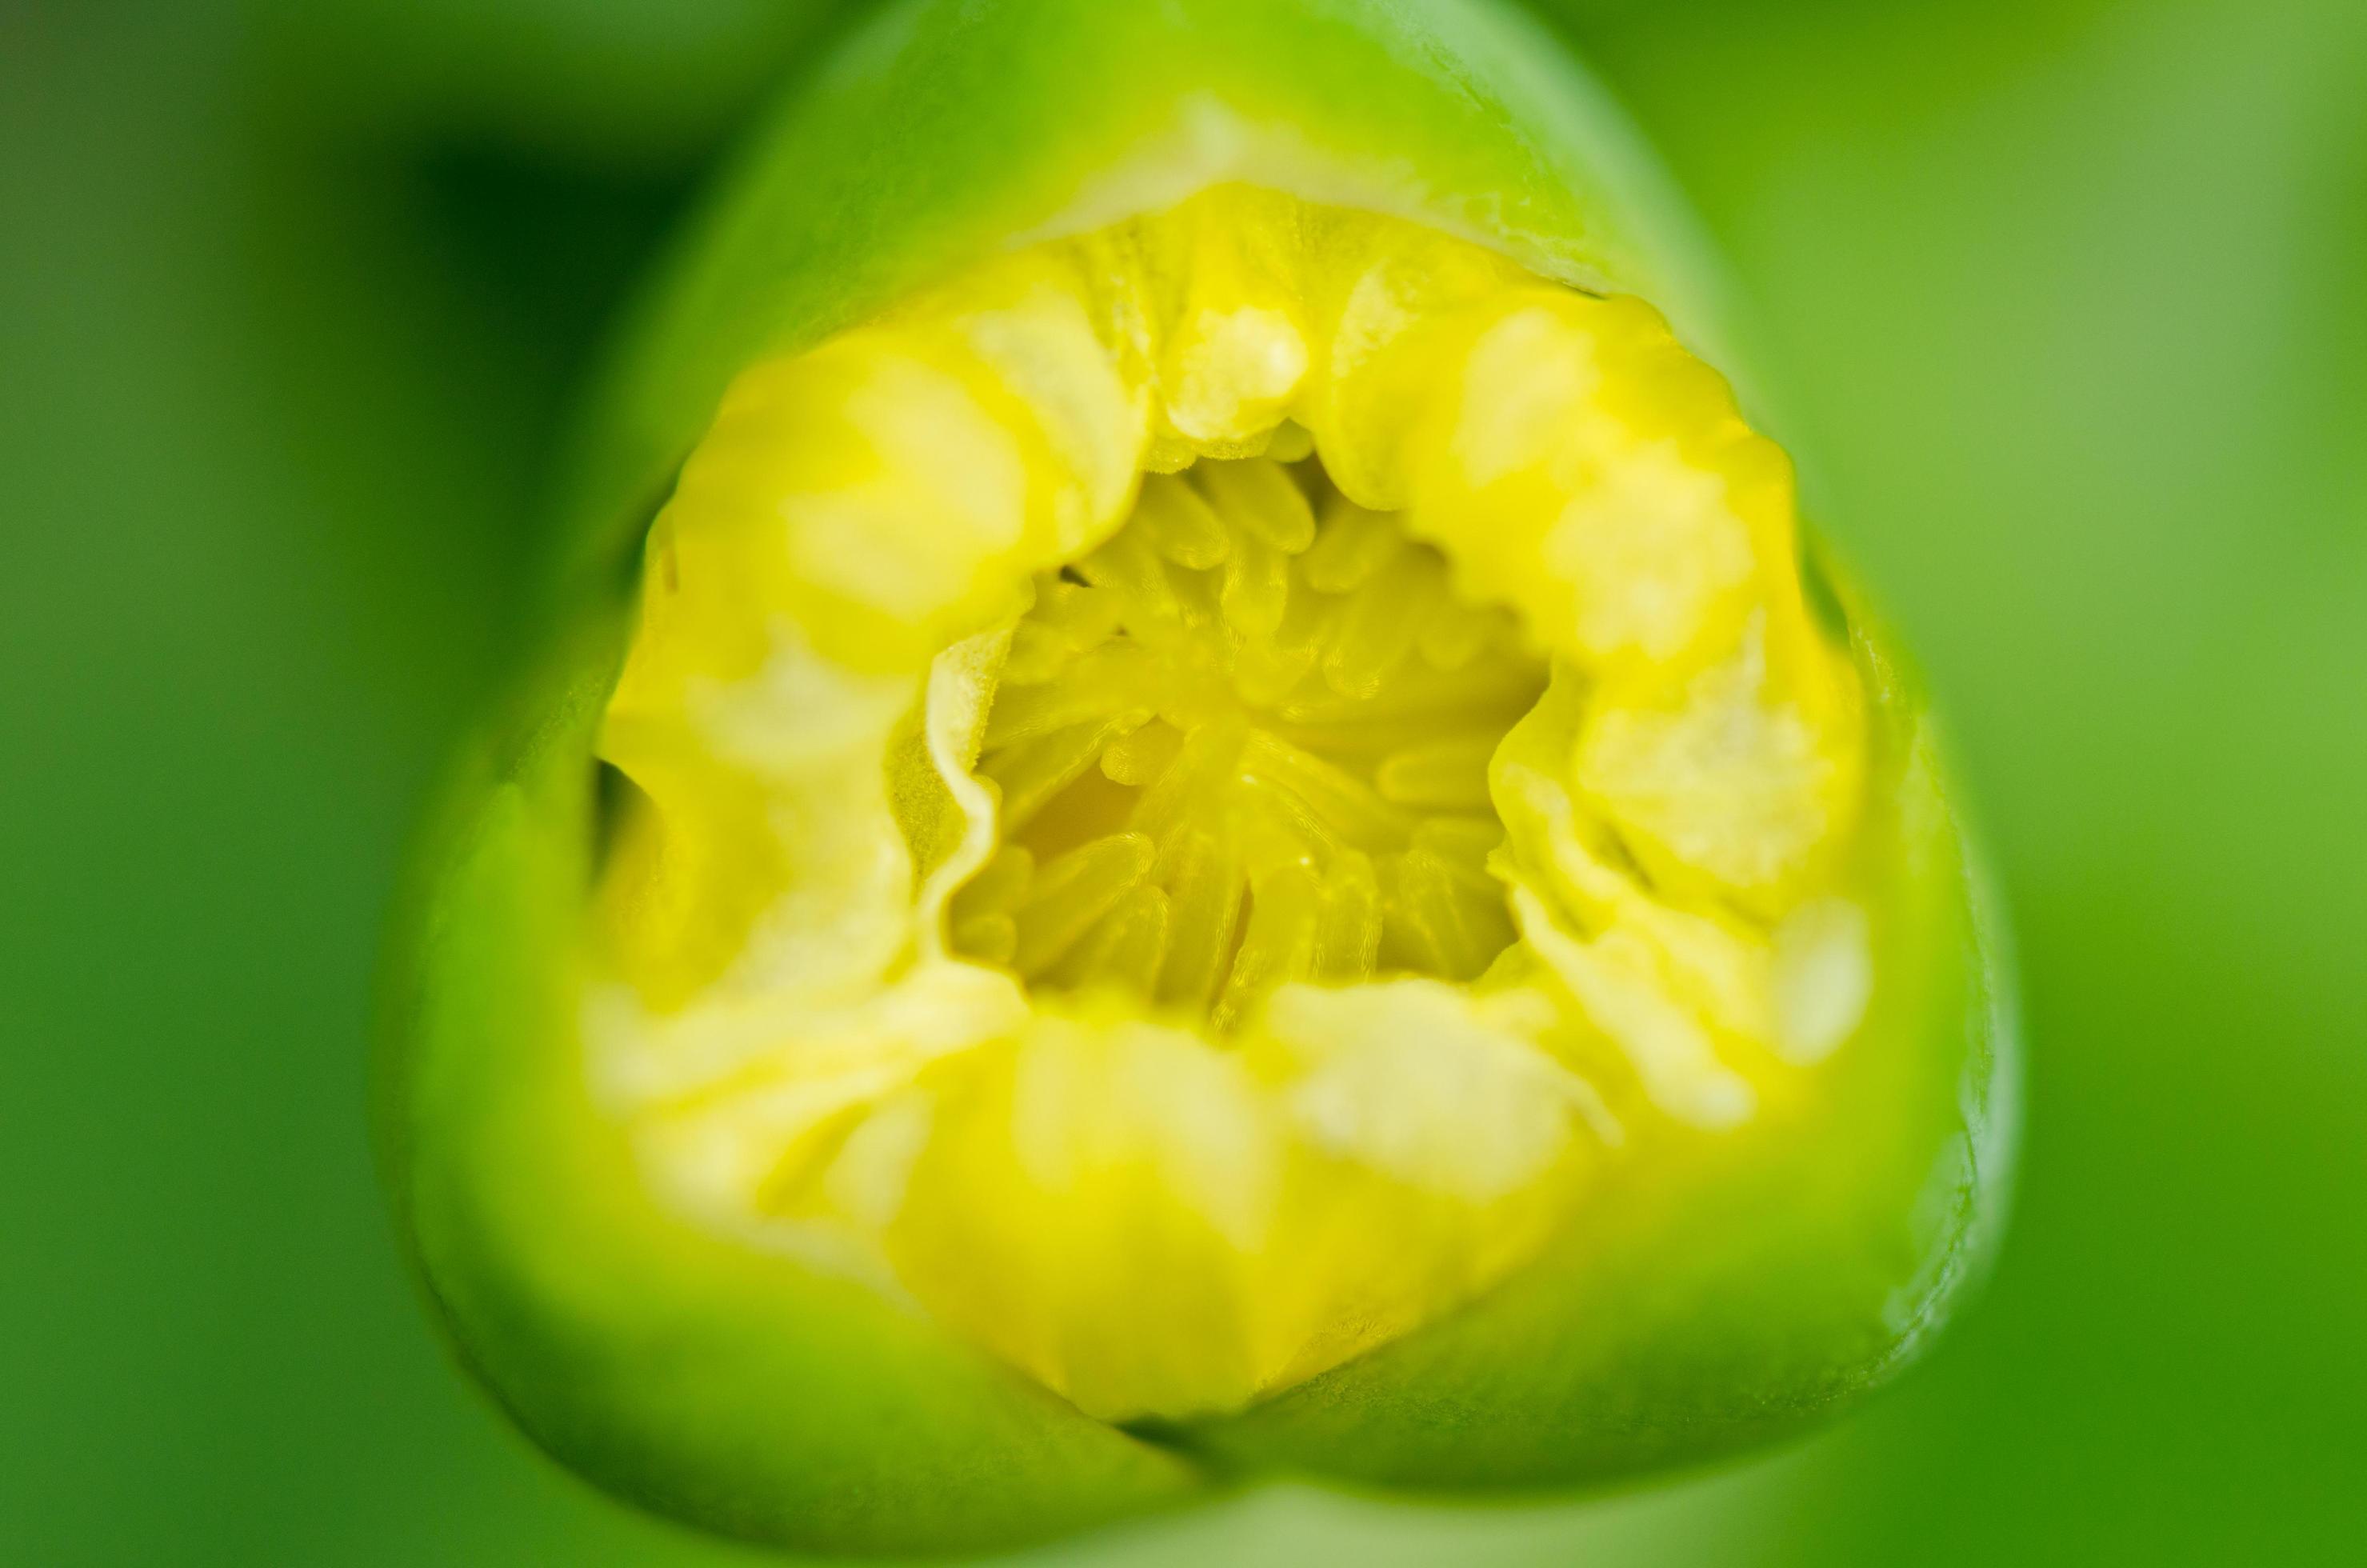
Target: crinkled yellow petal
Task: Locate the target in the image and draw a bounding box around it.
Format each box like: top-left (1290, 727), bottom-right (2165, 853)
top-left (588, 186), bottom-right (1873, 1421)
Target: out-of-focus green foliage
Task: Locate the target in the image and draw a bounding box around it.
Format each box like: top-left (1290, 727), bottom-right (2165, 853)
top-left (250, 0), bottom-right (851, 171)
top-left (3, 0), bottom-right (2362, 1563)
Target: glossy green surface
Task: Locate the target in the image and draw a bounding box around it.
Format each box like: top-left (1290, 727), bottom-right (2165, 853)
top-left (1185, 578), bottom-right (2014, 1488)
top-left (386, 610), bottom-right (1204, 1554)
top-left (7, 1), bottom-right (2361, 1564)
top-left (557, 0), bottom-right (1728, 599)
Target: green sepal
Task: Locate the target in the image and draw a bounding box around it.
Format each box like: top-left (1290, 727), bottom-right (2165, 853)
top-left (549, 0), bottom-right (1733, 607)
top-left (378, 600), bottom-right (1206, 1554)
top-left (1177, 557), bottom-right (2017, 1486)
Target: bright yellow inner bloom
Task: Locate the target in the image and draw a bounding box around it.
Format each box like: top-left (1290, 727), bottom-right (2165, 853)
top-left (591, 186), bottom-right (1870, 1421)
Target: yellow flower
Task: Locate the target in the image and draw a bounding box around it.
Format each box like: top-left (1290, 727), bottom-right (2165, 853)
top-left (380, 4), bottom-right (2016, 1556)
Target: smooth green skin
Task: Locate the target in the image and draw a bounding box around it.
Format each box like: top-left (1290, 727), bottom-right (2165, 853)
top-left (1179, 554), bottom-right (2017, 1488)
top-left (380, 0), bottom-right (2017, 1554)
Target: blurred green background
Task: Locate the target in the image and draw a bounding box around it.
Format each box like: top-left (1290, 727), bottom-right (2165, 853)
top-left (5, 0), bottom-right (2362, 1562)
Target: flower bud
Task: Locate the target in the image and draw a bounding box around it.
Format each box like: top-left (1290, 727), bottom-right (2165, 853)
top-left (381, 1), bottom-right (2016, 1554)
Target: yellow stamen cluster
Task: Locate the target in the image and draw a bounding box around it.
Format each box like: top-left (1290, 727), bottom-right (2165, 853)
top-left (951, 455), bottom-right (1542, 1026)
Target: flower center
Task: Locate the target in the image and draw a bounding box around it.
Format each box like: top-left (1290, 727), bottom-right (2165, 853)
top-left (949, 451), bottom-right (1545, 1028)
